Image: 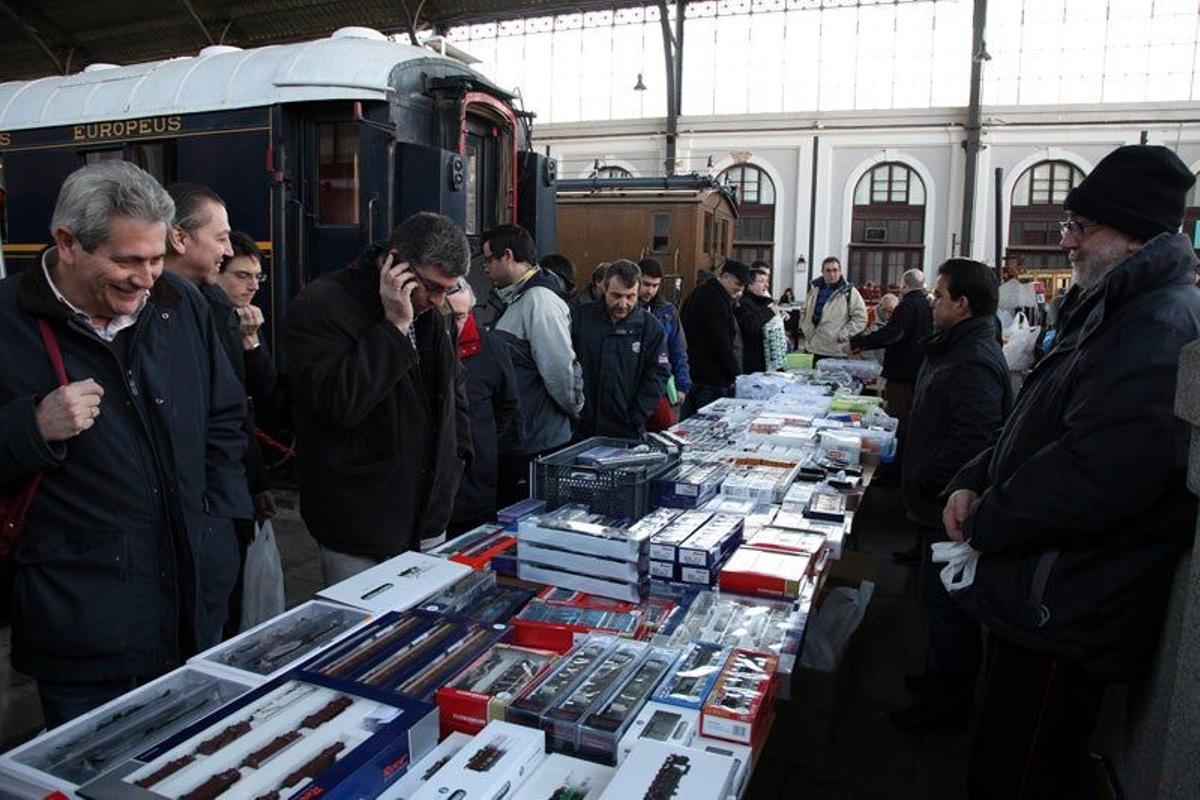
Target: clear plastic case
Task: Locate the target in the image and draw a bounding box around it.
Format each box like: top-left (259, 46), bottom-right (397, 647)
top-left (507, 636), bottom-right (618, 729)
top-left (577, 646), bottom-right (678, 764)
top-left (542, 640), bottom-right (648, 755)
top-left (650, 642), bottom-right (730, 709)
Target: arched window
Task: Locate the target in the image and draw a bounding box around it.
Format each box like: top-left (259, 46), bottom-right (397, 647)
top-left (590, 165), bottom-right (632, 179)
top-left (720, 164), bottom-right (776, 266)
top-left (1006, 160), bottom-right (1086, 271)
top-left (848, 162), bottom-right (925, 298)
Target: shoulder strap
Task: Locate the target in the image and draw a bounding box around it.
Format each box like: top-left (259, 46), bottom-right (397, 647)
top-left (37, 319), bottom-right (69, 387)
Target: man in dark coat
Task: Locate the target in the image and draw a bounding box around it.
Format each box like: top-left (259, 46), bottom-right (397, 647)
top-left (571, 260), bottom-right (669, 439)
top-left (943, 145), bottom-right (1200, 796)
top-left (0, 161), bottom-right (250, 725)
top-left (447, 282), bottom-right (520, 534)
top-left (736, 264), bottom-right (778, 375)
top-left (680, 260), bottom-right (750, 417)
top-left (287, 213), bottom-right (473, 583)
top-left (889, 258), bottom-right (1011, 734)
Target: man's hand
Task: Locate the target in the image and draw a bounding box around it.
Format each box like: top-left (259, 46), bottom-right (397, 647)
top-left (254, 490), bottom-right (277, 521)
top-left (676, 390), bottom-right (687, 408)
top-left (378, 252), bottom-right (417, 335)
top-left (236, 305), bottom-right (265, 349)
top-left (35, 379), bottom-right (105, 442)
top-left (943, 489), bottom-right (978, 542)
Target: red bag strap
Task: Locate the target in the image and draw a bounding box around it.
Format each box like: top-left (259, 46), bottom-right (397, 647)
top-left (36, 319), bottom-right (68, 387)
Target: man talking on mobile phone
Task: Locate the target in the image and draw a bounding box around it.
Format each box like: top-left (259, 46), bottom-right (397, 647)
top-left (286, 212), bottom-right (473, 583)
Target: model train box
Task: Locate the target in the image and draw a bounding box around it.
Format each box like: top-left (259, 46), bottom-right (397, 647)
top-left (409, 720), bottom-right (545, 800)
top-left (509, 752), bottom-right (615, 800)
top-left (699, 649), bottom-right (779, 745)
top-left (718, 546), bottom-right (813, 600)
top-left (596, 741), bottom-right (736, 800)
top-left (436, 643), bottom-right (559, 736)
top-left (317, 551), bottom-right (472, 615)
top-left (78, 675), bottom-right (439, 800)
top-left (374, 731), bottom-right (470, 800)
top-left (616, 702), bottom-right (698, 765)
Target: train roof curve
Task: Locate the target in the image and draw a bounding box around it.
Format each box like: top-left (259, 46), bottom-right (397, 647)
top-left (0, 35), bottom-right (475, 131)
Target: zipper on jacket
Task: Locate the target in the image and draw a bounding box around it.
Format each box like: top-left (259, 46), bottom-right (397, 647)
top-left (1030, 549), bottom-right (1060, 627)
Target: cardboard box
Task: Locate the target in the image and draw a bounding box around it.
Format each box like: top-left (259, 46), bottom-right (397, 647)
top-left (409, 720), bottom-right (545, 800)
top-left (79, 675), bottom-right (439, 800)
top-left (0, 666), bottom-right (253, 799)
top-left (745, 528), bottom-right (827, 566)
top-left (317, 552), bottom-right (472, 615)
top-left (648, 511), bottom-right (712, 562)
top-left (516, 562), bottom-right (644, 604)
top-left (678, 514), bottom-right (744, 569)
top-left (699, 649), bottom-right (778, 745)
top-left (375, 732), bottom-right (470, 800)
top-left (510, 601), bottom-right (639, 653)
top-left (616, 703), bottom-right (698, 764)
top-left (509, 753), bottom-right (615, 800)
top-left (690, 735), bottom-right (754, 800)
top-left (596, 741), bottom-right (735, 800)
top-left (719, 546), bottom-right (812, 600)
top-left (517, 508), bottom-right (646, 561)
top-left (519, 541), bottom-right (645, 582)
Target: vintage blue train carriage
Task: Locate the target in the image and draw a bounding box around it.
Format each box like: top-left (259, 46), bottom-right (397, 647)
top-left (0, 27), bottom-right (558, 356)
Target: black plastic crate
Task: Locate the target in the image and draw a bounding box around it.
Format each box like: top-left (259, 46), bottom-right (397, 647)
top-left (533, 436), bottom-right (682, 518)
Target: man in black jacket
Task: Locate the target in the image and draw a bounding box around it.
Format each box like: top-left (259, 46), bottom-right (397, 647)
top-left (287, 213), bottom-right (473, 583)
top-left (571, 260), bottom-right (669, 439)
top-left (680, 260), bottom-right (750, 417)
top-left (889, 259), bottom-right (1011, 734)
top-left (0, 161), bottom-right (250, 725)
top-left (943, 145), bottom-right (1200, 796)
top-left (736, 264), bottom-right (778, 374)
top-left (447, 281), bottom-right (520, 534)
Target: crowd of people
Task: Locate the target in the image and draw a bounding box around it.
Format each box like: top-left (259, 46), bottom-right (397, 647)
top-left (2, 144), bottom-right (1199, 800)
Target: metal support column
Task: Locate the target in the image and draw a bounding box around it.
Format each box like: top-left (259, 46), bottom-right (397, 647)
top-left (959, 0), bottom-right (988, 258)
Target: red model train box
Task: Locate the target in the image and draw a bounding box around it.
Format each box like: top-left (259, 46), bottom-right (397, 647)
top-left (435, 643), bottom-right (559, 736)
top-left (699, 649), bottom-right (779, 745)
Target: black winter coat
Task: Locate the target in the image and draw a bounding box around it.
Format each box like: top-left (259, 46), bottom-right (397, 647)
top-left (949, 233), bottom-right (1200, 682)
top-left (287, 261), bottom-right (471, 558)
top-left (849, 289), bottom-right (933, 381)
top-left (571, 302), bottom-right (669, 439)
top-left (902, 315), bottom-right (1011, 528)
top-left (681, 279), bottom-right (742, 388)
top-left (0, 264), bottom-right (250, 683)
top-left (452, 325), bottom-right (520, 525)
top-left (736, 292), bottom-right (776, 375)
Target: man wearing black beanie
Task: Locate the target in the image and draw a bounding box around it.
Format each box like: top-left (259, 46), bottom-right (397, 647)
top-left (940, 145), bottom-right (1200, 797)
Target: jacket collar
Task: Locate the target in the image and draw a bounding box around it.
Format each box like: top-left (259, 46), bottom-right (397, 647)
top-left (19, 245), bottom-right (180, 324)
top-left (811, 276), bottom-right (847, 293)
top-left (744, 291), bottom-right (773, 308)
top-left (924, 314), bottom-right (997, 355)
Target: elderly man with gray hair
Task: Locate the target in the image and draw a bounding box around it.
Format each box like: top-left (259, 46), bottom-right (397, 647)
top-left (287, 212), bottom-right (473, 581)
top-left (0, 161), bottom-right (251, 726)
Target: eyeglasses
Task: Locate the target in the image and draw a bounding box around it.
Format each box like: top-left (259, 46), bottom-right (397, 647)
top-left (412, 269), bottom-right (462, 297)
top-left (230, 270), bottom-right (267, 285)
top-left (1059, 219), bottom-right (1101, 240)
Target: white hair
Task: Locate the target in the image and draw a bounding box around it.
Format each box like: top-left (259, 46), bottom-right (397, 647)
top-left (50, 161), bottom-right (174, 251)
top-left (902, 269), bottom-right (925, 290)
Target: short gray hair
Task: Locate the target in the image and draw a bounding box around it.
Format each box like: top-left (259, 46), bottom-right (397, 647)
top-left (902, 269), bottom-right (925, 290)
top-left (389, 212), bottom-right (471, 278)
top-left (50, 161), bottom-right (175, 251)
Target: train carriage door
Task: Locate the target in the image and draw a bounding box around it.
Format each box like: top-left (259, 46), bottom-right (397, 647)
top-left (458, 95), bottom-right (517, 306)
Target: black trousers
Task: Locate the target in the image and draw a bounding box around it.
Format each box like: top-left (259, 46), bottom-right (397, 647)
top-left (917, 525), bottom-right (982, 702)
top-left (496, 453), bottom-right (535, 508)
top-left (680, 382), bottom-right (733, 420)
top-left (968, 635), bottom-right (1106, 799)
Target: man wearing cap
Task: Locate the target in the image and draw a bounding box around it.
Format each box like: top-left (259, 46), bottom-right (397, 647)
top-left (941, 145), bottom-right (1200, 797)
top-left (680, 260), bottom-right (750, 417)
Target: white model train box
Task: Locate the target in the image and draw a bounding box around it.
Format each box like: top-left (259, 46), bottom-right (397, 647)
top-left (597, 741), bottom-right (735, 800)
top-left (510, 753), bottom-right (615, 800)
top-left (409, 720), bottom-right (545, 800)
top-left (318, 551), bottom-right (471, 615)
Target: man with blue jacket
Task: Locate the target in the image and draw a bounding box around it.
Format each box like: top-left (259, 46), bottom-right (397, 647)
top-left (0, 162), bottom-right (250, 725)
top-left (638, 258), bottom-right (691, 427)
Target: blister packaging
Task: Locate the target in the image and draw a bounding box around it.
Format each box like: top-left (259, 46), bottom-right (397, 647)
top-left (0, 666), bottom-right (253, 797)
top-left (418, 570), bottom-right (498, 616)
top-left (517, 506), bottom-right (646, 561)
top-left (577, 646), bottom-right (678, 764)
top-left (510, 600), bottom-right (640, 653)
top-left (516, 561), bottom-right (645, 604)
top-left (660, 591), bottom-right (804, 664)
top-left (542, 641), bottom-right (648, 755)
top-left (436, 644), bottom-right (559, 736)
top-left (804, 489), bottom-right (849, 523)
top-left (518, 540), bottom-right (646, 582)
top-left (650, 642), bottom-right (730, 709)
top-left (506, 637), bottom-right (618, 730)
top-left (699, 649), bottom-right (778, 745)
top-left (192, 600), bottom-right (371, 683)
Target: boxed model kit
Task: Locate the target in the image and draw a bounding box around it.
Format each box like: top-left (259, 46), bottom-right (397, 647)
top-left (436, 643), bottom-right (560, 736)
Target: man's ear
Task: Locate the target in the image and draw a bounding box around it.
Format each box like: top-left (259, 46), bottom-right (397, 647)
top-left (166, 225), bottom-right (188, 256)
top-left (53, 228), bottom-right (77, 266)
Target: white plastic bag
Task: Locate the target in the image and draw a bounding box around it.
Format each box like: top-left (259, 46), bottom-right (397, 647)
top-left (1002, 311), bottom-right (1041, 373)
top-left (240, 519), bottom-right (286, 631)
top-left (799, 580), bottom-right (875, 672)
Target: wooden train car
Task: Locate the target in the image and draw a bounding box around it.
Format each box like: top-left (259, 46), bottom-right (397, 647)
top-left (0, 27), bottom-right (558, 360)
top-left (555, 175), bottom-right (737, 299)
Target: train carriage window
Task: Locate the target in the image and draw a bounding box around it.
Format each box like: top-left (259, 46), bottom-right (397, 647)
top-left (465, 142), bottom-right (479, 235)
top-left (82, 149), bottom-right (123, 166)
top-left (704, 212), bottom-right (714, 255)
top-left (317, 122), bottom-right (359, 226)
top-left (130, 142), bottom-right (174, 185)
top-left (652, 213), bottom-right (669, 251)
